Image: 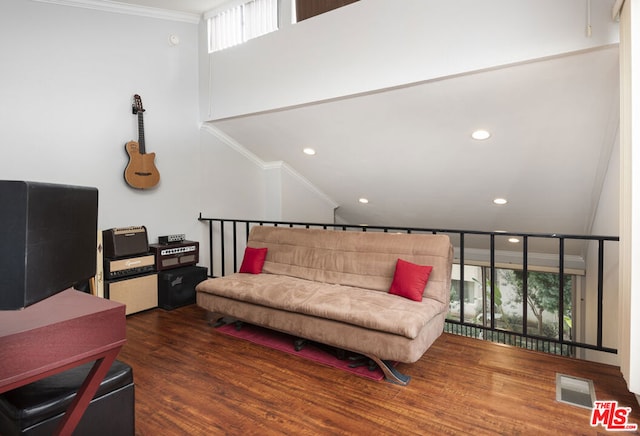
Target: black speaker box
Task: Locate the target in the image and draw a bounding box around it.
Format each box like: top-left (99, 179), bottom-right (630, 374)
top-left (157, 266), bottom-right (207, 310)
top-left (0, 181), bottom-right (98, 310)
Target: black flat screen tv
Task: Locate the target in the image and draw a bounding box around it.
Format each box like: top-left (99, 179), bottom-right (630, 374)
top-left (0, 181), bottom-right (98, 310)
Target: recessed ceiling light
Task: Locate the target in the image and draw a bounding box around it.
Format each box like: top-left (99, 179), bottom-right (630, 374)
top-left (303, 147), bottom-right (316, 155)
top-left (508, 237), bottom-right (520, 243)
top-left (472, 129), bottom-right (491, 140)
top-left (493, 198), bottom-right (508, 205)
top-left (358, 198), bottom-right (369, 204)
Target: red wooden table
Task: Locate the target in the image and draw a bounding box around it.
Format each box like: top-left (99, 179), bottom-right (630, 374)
top-left (0, 289), bottom-right (126, 436)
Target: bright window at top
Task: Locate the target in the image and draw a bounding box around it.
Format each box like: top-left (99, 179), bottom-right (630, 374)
top-left (207, 0), bottom-right (278, 53)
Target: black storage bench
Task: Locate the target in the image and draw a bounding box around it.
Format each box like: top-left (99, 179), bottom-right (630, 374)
top-left (0, 360), bottom-right (134, 436)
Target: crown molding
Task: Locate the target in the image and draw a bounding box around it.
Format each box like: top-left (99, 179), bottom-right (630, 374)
top-left (275, 162), bottom-right (339, 210)
top-left (201, 124), bottom-right (338, 209)
top-left (201, 123), bottom-right (265, 169)
top-left (31, 0), bottom-right (201, 24)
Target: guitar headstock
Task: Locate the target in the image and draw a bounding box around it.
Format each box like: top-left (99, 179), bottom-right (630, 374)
top-left (132, 94), bottom-right (145, 114)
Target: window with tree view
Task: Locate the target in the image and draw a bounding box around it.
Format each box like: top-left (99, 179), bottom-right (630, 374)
top-left (448, 265), bottom-right (575, 353)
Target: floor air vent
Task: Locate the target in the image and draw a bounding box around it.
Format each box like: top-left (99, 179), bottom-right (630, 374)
top-left (556, 373), bottom-right (596, 409)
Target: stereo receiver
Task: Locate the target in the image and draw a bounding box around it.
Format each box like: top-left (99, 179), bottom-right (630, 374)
top-left (149, 240), bottom-right (199, 271)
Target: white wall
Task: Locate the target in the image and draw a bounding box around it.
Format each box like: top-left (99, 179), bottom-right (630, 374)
top-left (619, 0), bottom-right (640, 397)
top-left (280, 163), bottom-right (336, 223)
top-left (197, 125), bottom-right (337, 273)
top-left (198, 126), bottom-right (269, 272)
top-left (203, 0), bottom-right (619, 120)
top-left (198, 128), bottom-right (267, 221)
top-left (197, 125), bottom-right (336, 223)
top-left (582, 134), bottom-right (619, 366)
top-left (0, 0), bottom-right (201, 244)
top-left (0, 0), bottom-right (337, 279)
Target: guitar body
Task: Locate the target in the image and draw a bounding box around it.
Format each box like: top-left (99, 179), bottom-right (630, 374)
top-left (123, 95), bottom-right (160, 189)
top-left (124, 140), bottom-right (160, 189)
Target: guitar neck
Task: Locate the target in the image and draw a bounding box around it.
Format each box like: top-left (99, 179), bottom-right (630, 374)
top-left (137, 111), bottom-right (146, 154)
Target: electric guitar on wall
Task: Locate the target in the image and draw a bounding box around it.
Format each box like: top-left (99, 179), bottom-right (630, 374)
top-left (124, 94), bottom-right (160, 189)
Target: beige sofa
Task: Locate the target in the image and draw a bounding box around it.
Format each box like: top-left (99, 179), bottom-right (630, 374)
top-left (196, 226), bottom-right (453, 384)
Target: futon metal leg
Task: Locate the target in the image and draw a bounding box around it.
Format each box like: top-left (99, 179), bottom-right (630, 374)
top-left (211, 318), bottom-right (225, 327)
top-left (348, 356), bottom-right (378, 371)
top-left (367, 356), bottom-right (411, 386)
top-left (206, 312), bottom-right (235, 328)
top-left (206, 311), bottom-right (225, 327)
top-left (294, 338), bottom-right (308, 351)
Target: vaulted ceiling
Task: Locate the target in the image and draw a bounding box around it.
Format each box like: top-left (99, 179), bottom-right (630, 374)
top-left (211, 46), bottom-right (619, 235)
top-left (116, 0), bottom-right (620, 254)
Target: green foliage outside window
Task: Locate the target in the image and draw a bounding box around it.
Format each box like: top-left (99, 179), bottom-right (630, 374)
top-left (502, 270), bottom-right (573, 339)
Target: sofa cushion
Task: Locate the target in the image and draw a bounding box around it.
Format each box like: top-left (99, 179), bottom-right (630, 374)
top-left (247, 226), bottom-right (452, 305)
top-left (196, 273), bottom-right (445, 339)
top-left (239, 247), bottom-right (268, 274)
top-left (388, 259), bottom-right (433, 302)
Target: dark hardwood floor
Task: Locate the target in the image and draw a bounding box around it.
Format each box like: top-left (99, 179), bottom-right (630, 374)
top-left (118, 305), bottom-right (640, 435)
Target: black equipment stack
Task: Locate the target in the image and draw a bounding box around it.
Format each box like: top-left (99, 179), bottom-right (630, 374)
top-left (152, 234), bottom-right (206, 310)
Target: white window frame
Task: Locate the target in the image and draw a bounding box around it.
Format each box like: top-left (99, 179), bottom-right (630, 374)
top-left (206, 0), bottom-right (279, 53)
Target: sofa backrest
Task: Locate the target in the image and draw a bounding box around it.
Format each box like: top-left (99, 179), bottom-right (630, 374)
top-left (247, 226), bottom-right (453, 305)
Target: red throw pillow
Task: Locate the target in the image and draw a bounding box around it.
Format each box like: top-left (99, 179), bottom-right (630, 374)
top-left (239, 247), bottom-right (268, 274)
top-left (388, 258), bottom-right (433, 302)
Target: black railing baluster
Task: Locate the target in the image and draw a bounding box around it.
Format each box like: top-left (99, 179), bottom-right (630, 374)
top-left (209, 219), bottom-right (214, 277)
top-left (490, 234), bottom-right (495, 330)
top-left (598, 240), bottom-right (605, 349)
top-left (459, 232), bottom-right (465, 323)
top-left (232, 221), bottom-right (238, 273)
top-left (558, 238), bottom-right (565, 346)
top-left (220, 221), bottom-right (225, 276)
top-left (522, 236), bottom-right (528, 336)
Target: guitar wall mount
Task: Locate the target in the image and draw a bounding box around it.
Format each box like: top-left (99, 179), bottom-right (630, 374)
top-left (168, 34), bottom-right (180, 46)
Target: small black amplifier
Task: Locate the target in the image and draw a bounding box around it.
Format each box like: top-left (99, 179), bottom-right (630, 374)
top-left (158, 234), bottom-right (185, 244)
top-left (103, 226), bottom-right (149, 258)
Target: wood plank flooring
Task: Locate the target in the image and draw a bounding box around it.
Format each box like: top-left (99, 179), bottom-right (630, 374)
top-left (118, 305), bottom-right (640, 435)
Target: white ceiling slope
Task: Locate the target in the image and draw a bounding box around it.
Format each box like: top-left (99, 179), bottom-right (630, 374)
top-left (211, 46), bottom-right (620, 238)
top-left (113, 0), bottom-right (620, 250)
